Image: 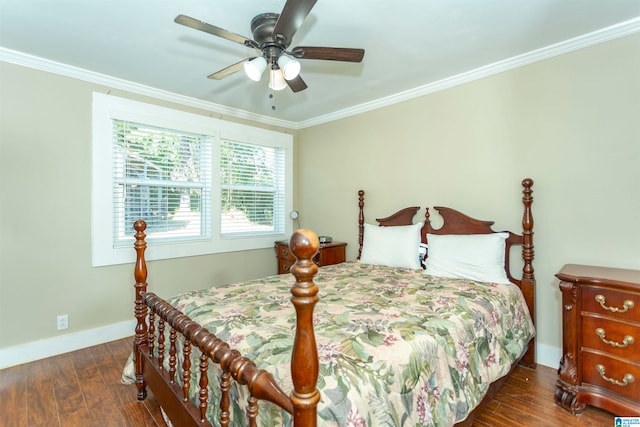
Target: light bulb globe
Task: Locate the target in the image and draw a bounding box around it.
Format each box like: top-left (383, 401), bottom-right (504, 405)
top-left (244, 57), bottom-right (267, 81)
top-left (269, 68), bottom-right (288, 91)
top-left (277, 55), bottom-right (301, 80)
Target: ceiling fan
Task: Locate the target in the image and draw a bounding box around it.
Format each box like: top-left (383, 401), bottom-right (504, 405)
top-left (174, 0), bottom-right (365, 93)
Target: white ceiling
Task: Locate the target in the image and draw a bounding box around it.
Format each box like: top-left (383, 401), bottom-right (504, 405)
top-left (1, 1), bottom-right (639, 128)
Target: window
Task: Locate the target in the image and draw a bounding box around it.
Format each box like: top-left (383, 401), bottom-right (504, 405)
top-left (92, 93), bottom-right (293, 266)
top-left (220, 140), bottom-right (285, 236)
top-left (112, 120), bottom-right (212, 247)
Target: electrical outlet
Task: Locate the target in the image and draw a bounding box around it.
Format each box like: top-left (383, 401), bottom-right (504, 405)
top-left (57, 314), bottom-right (69, 331)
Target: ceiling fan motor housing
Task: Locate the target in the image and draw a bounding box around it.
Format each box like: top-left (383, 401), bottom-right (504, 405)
top-left (251, 13), bottom-right (281, 45)
top-left (251, 13), bottom-right (287, 65)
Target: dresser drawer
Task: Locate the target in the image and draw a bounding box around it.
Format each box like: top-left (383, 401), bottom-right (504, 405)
top-left (582, 285), bottom-right (639, 322)
top-left (582, 351), bottom-right (640, 401)
top-left (582, 315), bottom-right (639, 359)
top-left (557, 264), bottom-right (640, 415)
top-left (278, 258), bottom-right (294, 274)
top-left (317, 243), bottom-right (346, 266)
top-left (276, 244), bottom-right (296, 262)
top-left (275, 240), bottom-right (347, 275)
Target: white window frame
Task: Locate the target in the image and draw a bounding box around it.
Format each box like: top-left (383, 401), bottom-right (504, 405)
top-left (92, 93), bottom-right (293, 267)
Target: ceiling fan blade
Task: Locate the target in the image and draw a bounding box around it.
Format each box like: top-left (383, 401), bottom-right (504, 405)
top-left (272, 0), bottom-right (317, 48)
top-left (207, 58), bottom-right (253, 80)
top-left (286, 75), bottom-right (308, 93)
top-left (291, 46), bottom-right (365, 62)
top-left (175, 14), bottom-right (260, 49)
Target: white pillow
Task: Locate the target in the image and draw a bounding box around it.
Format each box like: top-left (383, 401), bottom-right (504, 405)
top-left (360, 222), bottom-right (423, 269)
top-left (423, 232), bottom-right (511, 284)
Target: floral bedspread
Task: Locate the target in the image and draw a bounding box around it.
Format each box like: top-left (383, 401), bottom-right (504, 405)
top-left (122, 261), bottom-right (534, 426)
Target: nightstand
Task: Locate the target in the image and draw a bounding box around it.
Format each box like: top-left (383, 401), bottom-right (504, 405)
top-left (274, 240), bottom-right (347, 274)
top-left (555, 264), bottom-right (640, 416)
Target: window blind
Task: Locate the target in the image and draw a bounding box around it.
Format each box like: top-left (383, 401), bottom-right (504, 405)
top-left (112, 120), bottom-right (212, 246)
top-left (220, 139), bottom-right (285, 236)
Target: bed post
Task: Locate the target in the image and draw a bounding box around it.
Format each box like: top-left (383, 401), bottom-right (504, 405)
top-left (357, 190), bottom-right (365, 260)
top-left (133, 220), bottom-right (149, 400)
top-left (520, 178), bottom-right (536, 368)
top-left (288, 229), bottom-right (321, 426)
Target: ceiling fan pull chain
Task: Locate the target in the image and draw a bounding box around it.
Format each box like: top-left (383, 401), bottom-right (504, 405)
top-left (269, 92), bottom-right (277, 111)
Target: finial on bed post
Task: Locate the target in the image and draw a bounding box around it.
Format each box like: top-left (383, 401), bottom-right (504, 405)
top-left (133, 220), bottom-right (149, 400)
top-left (289, 229), bottom-right (321, 427)
top-left (520, 178), bottom-right (536, 368)
top-left (358, 190), bottom-right (365, 260)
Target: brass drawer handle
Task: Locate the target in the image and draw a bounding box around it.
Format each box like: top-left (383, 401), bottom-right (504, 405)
top-left (282, 249), bottom-right (289, 257)
top-left (595, 328), bottom-right (634, 348)
top-left (595, 364), bottom-right (635, 387)
top-left (595, 295), bottom-right (634, 313)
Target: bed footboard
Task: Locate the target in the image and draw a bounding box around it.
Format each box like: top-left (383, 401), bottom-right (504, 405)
top-left (133, 221), bottom-right (321, 426)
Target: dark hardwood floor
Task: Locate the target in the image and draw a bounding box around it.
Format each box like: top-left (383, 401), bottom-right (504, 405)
top-left (0, 337), bottom-right (615, 426)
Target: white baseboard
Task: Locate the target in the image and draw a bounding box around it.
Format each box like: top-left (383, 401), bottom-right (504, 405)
top-left (0, 320), bottom-right (136, 369)
top-left (536, 342), bottom-right (562, 370)
top-left (1, 320), bottom-right (562, 371)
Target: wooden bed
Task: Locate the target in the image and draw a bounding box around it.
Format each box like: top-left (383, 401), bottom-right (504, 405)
top-left (129, 178), bottom-right (536, 426)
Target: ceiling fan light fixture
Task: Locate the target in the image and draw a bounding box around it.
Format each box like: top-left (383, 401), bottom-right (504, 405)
top-left (269, 68), bottom-right (288, 91)
top-left (277, 55), bottom-right (301, 80)
top-left (244, 57), bottom-right (267, 81)
top-left (175, 3), bottom-right (364, 94)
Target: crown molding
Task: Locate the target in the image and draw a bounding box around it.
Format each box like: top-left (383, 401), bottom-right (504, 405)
top-left (0, 48), bottom-right (298, 129)
top-left (297, 17), bottom-right (640, 128)
top-left (2, 17), bottom-right (638, 130)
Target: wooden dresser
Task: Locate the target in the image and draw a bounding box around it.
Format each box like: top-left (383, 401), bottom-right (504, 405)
top-left (274, 240), bottom-right (347, 274)
top-left (555, 264), bottom-right (640, 416)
